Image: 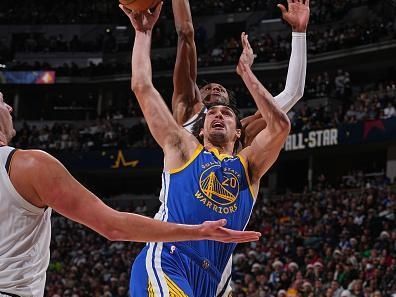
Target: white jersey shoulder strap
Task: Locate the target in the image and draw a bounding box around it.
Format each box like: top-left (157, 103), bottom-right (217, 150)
top-left (182, 106), bottom-right (208, 133)
top-left (0, 146), bottom-right (16, 174)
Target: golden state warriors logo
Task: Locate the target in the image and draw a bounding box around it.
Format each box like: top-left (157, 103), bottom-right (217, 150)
top-left (194, 164), bottom-right (240, 214)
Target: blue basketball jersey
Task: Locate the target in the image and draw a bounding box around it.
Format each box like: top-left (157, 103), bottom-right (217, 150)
top-left (131, 144), bottom-right (257, 296)
top-left (154, 144), bottom-right (256, 273)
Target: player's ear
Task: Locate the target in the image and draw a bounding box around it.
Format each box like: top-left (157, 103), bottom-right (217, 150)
top-left (199, 128), bottom-right (204, 138)
top-left (235, 129), bottom-right (241, 139)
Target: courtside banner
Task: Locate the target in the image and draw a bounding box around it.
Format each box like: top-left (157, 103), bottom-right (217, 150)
top-left (284, 116), bottom-right (396, 152)
top-left (0, 71), bottom-right (56, 84)
top-left (56, 148), bottom-right (164, 171)
top-left (52, 117), bottom-right (396, 170)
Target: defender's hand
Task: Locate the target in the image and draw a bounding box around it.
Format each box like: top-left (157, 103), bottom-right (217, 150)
top-left (237, 32), bottom-right (254, 76)
top-left (197, 219), bottom-right (261, 243)
top-left (119, 1), bottom-right (163, 33)
top-left (277, 0), bottom-right (310, 32)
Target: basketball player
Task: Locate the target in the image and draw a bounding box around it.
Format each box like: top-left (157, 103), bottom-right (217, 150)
top-left (121, 3), bottom-right (291, 296)
top-left (0, 92), bottom-right (261, 297)
top-left (170, 0), bottom-right (308, 293)
top-left (171, 0), bottom-right (309, 145)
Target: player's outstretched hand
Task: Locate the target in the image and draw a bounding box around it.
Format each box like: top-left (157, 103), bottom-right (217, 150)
top-left (197, 219), bottom-right (261, 243)
top-left (119, 1), bottom-right (163, 33)
top-left (277, 0), bottom-right (310, 32)
top-left (236, 32), bottom-right (254, 76)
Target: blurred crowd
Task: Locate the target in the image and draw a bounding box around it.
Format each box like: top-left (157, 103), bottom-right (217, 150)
top-left (0, 0), bottom-right (374, 25)
top-left (288, 78), bottom-right (396, 132)
top-left (195, 18), bottom-right (395, 68)
top-left (44, 174), bottom-right (395, 297)
top-left (2, 16), bottom-right (394, 76)
top-left (233, 175), bottom-right (395, 297)
top-left (10, 76), bottom-right (396, 151)
top-left (11, 118), bottom-right (156, 152)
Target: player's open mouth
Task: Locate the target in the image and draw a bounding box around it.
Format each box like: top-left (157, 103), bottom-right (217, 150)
top-left (211, 121), bottom-right (225, 129)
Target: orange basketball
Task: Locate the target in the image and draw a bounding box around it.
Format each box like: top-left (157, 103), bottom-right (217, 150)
top-left (119, 0), bottom-right (159, 11)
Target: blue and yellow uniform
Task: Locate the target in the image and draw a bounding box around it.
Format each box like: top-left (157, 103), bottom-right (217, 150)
top-left (130, 145), bottom-right (256, 297)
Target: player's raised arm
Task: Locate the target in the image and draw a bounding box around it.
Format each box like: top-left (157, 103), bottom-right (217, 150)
top-left (120, 3), bottom-right (193, 152)
top-left (171, 0), bottom-right (202, 124)
top-left (240, 0), bottom-right (309, 146)
top-left (237, 33), bottom-right (291, 190)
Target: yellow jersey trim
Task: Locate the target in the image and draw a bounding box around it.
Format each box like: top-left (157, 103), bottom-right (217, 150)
top-left (164, 274), bottom-right (189, 297)
top-left (169, 144), bottom-right (204, 174)
top-left (148, 281), bottom-right (155, 297)
top-left (236, 154), bottom-right (256, 200)
top-left (208, 147), bottom-right (233, 161)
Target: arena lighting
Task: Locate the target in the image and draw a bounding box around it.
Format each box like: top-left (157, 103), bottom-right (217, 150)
top-left (0, 64), bottom-right (6, 69)
top-left (0, 71), bottom-right (55, 84)
top-left (261, 18), bottom-right (282, 24)
top-left (116, 26), bottom-right (127, 30)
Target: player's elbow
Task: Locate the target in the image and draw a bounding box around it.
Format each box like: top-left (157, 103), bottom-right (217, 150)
top-left (176, 21), bottom-right (194, 42)
top-left (274, 112), bottom-right (291, 135)
top-left (131, 79), bottom-right (152, 96)
top-left (280, 114), bottom-right (291, 132)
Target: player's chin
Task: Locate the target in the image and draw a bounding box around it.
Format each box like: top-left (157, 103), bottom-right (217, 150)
top-left (209, 130), bottom-right (227, 140)
top-left (205, 95), bottom-right (224, 105)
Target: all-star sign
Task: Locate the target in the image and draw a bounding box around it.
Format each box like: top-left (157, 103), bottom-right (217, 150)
top-left (283, 128), bottom-right (339, 151)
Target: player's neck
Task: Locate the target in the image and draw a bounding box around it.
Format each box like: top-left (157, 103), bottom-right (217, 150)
top-left (204, 142), bottom-right (234, 156)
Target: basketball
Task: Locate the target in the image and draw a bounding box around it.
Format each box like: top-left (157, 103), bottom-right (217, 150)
top-left (119, 0), bottom-right (159, 11)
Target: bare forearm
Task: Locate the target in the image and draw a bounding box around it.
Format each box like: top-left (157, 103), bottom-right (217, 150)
top-left (130, 30), bottom-right (181, 147)
top-left (239, 67), bottom-right (290, 130)
top-left (112, 212), bottom-right (201, 242)
top-left (171, 0), bottom-right (200, 122)
top-left (237, 68), bottom-right (290, 180)
top-left (173, 0), bottom-right (193, 32)
top-left (132, 31), bottom-right (153, 90)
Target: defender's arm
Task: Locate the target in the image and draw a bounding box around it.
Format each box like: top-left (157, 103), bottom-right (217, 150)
top-left (240, 0), bottom-right (309, 146)
top-left (274, 0), bottom-right (309, 111)
top-left (171, 0), bottom-right (202, 125)
top-left (10, 150), bottom-right (260, 243)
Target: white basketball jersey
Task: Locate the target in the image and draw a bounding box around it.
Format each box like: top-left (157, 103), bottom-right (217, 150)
top-left (0, 146), bottom-right (52, 297)
top-left (182, 106), bottom-right (207, 133)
